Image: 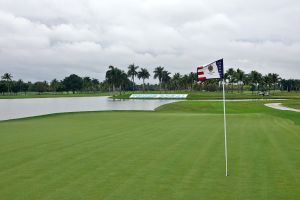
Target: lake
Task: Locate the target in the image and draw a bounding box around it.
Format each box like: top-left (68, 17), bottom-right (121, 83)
top-left (0, 96), bottom-right (177, 121)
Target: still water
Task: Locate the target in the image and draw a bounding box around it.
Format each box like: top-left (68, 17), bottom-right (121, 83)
top-left (0, 96), bottom-right (177, 121)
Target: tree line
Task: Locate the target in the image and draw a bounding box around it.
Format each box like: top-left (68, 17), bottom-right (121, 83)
top-left (1, 64), bottom-right (300, 95)
top-left (0, 73), bottom-right (100, 95)
top-left (104, 64), bottom-right (300, 93)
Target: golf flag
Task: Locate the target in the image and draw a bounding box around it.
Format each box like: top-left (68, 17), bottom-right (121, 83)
top-left (196, 59), bottom-right (228, 176)
top-left (197, 59), bottom-right (224, 81)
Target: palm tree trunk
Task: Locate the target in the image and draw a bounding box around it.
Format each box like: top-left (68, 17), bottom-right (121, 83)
top-left (159, 81), bottom-right (161, 92)
top-left (8, 81), bottom-right (11, 94)
top-left (132, 77), bottom-right (135, 92)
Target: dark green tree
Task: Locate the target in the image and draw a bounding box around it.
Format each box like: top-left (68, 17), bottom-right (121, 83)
top-left (63, 74), bottom-right (83, 94)
top-left (137, 68), bottom-right (150, 92)
top-left (106, 66), bottom-right (121, 92)
top-left (235, 68), bottom-right (246, 93)
top-left (225, 68), bottom-right (236, 93)
top-left (263, 73), bottom-right (273, 92)
top-left (50, 79), bottom-right (63, 92)
top-left (91, 78), bottom-right (100, 92)
top-left (119, 71), bottom-right (130, 94)
top-left (249, 70), bottom-right (262, 94)
top-left (0, 81), bottom-right (7, 95)
top-left (83, 77), bottom-right (93, 91)
top-left (153, 66), bottom-right (164, 91)
top-left (22, 82), bottom-right (30, 94)
top-left (34, 81), bottom-right (49, 94)
top-left (11, 81), bottom-right (19, 94)
top-left (1, 73), bottom-right (13, 93)
top-left (172, 73), bottom-right (181, 91)
top-left (161, 70), bottom-right (171, 90)
top-left (271, 73), bottom-right (280, 91)
top-left (127, 64), bottom-right (139, 91)
top-left (188, 72), bottom-right (197, 91)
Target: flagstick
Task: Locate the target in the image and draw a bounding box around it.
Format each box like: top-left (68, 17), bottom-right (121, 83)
top-left (222, 80), bottom-right (228, 176)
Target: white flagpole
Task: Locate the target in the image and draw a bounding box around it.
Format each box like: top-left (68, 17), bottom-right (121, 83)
top-left (222, 79), bottom-right (228, 176)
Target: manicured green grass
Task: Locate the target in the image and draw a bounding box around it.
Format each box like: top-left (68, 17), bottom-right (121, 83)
top-left (2, 91), bottom-right (299, 100)
top-left (188, 91), bottom-right (300, 100)
top-left (113, 91), bottom-right (300, 100)
top-left (0, 101), bottom-right (299, 199)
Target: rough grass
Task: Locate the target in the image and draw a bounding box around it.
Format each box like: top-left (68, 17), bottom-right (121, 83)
top-left (282, 100), bottom-right (300, 109)
top-left (0, 101), bottom-right (299, 200)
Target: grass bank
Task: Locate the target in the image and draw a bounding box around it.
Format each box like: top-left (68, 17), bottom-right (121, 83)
top-left (1, 91), bottom-right (299, 100)
top-left (0, 101), bottom-right (299, 199)
top-left (113, 91), bottom-right (300, 100)
top-left (282, 100), bottom-right (300, 109)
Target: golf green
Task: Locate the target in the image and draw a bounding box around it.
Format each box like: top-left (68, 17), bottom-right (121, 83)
top-left (0, 101), bottom-right (299, 200)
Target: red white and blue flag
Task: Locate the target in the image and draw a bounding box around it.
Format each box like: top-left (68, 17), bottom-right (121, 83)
top-left (197, 59), bottom-right (224, 81)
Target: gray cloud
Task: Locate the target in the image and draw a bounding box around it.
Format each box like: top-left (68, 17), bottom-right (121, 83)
top-left (0, 0), bottom-right (299, 83)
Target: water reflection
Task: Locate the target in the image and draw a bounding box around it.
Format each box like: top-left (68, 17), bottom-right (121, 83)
top-left (0, 96), bottom-right (177, 121)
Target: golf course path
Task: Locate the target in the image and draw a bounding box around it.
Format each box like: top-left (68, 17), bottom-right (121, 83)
top-left (265, 103), bottom-right (300, 112)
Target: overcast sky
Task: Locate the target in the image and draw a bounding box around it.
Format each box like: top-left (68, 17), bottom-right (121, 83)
top-left (0, 0), bottom-right (299, 83)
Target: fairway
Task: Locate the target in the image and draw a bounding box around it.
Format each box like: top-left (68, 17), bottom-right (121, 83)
top-left (0, 101), bottom-right (299, 199)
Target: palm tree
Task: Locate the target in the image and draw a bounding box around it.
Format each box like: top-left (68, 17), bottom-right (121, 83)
top-left (83, 77), bottom-right (92, 92)
top-left (16, 79), bottom-right (24, 93)
top-left (153, 66), bottom-right (164, 91)
top-left (181, 74), bottom-right (189, 90)
top-left (105, 66), bottom-right (121, 92)
top-left (188, 72), bottom-right (197, 91)
top-left (137, 68), bottom-right (150, 92)
top-left (91, 78), bottom-right (100, 92)
top-left (161, 70), bottom-right (171, 91)
top-left (235, 68), bottom-right (245, 93)
top-left (50, 79), bottom-right (59, 92)
top-left (1, 73), bottom-right (13, 93)
top-left (50, 79), bottom-right (64, 93)
top-left (271, 73), bottom-right (280, 92)
top-left (249, 70), bottom-right (262, 94)
top-left (119, 71), bottom-right (129, 94)
top-left (127, 64), bottom-right (139, 91)
top-left (225, 68), bottom-right (235, 93)
top-left (172, 73), bottom-right (181, 91)
top-left (262, 74), bottom-right (272, 92)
